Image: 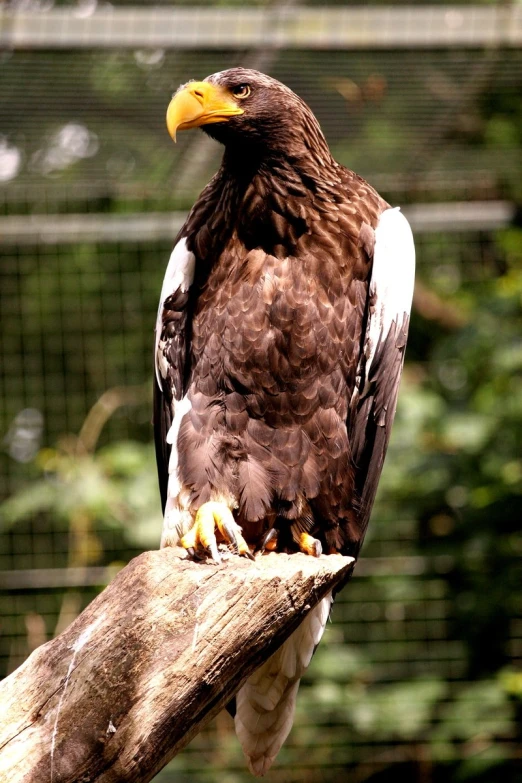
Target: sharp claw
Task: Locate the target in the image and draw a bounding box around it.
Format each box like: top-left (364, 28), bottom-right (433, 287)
top-left (186, 547), bottom-right (196, 558)
top-left (243, 550), bottom-right (255, 561)
top-left (260, 527), bottom-right (278, 553)
top-left (208, 540), bottom-right (221, 563)
top-left (221, 520), bottom-right (239, 554)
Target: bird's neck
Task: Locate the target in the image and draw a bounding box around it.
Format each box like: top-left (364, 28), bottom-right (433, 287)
top-left (215, 144), bottom-right (338, 257)
top-left (221, 132), bottom-right (336, 196)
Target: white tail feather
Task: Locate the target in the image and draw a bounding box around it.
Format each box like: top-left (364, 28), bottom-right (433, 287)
top-left (235, 592), bottom-right (332, 776)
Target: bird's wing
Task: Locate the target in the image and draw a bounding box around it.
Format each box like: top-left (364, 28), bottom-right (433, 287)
top-left (153, 235), bottom-right (195, 517)
top-left (349, 207), bottom-right (415, 551)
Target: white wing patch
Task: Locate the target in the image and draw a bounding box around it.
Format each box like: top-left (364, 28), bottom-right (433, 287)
top-left (156, 236), bottom-right (196, 547)
top-left (160, 394), bottom-right (193, 548)
top-left (363, 207), bottom-right (415, 390)
top-left (166, 394), bottom-right (192, 494)
top-left (154, 237), bottom-right (196, 389)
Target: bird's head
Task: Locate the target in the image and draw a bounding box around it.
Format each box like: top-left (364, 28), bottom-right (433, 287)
top-left (166, 68), bottom-right (329, 162)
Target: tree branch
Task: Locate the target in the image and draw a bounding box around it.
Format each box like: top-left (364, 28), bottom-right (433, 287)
top-left (0, 547), bottom-right (354, 783)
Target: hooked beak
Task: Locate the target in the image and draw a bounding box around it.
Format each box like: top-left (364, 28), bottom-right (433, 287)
top-left (166, 81), bottom-right (244, 141)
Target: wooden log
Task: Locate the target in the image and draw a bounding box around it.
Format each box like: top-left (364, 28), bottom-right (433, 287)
top-left (0, 547), bottom-right (354, 783)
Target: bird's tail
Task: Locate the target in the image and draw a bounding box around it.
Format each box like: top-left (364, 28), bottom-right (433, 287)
top-left (234, 592), bottom-right (333, 777)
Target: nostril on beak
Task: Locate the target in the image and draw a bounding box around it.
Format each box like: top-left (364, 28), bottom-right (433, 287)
top-left (193, 89), bottom-right (204, 100)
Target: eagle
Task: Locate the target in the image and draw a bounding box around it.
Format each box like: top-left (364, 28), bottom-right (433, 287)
top-left (154, 68), bottom-right (415, 776)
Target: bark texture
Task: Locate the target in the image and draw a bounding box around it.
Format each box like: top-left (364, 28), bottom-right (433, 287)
top-left (0, 547), bottom-right (354, 783)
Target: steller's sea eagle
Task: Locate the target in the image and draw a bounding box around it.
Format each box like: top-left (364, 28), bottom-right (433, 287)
top-left (154, 68), bottom-right (415, 776)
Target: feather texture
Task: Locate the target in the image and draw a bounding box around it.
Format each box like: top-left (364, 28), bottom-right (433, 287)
top-left (153, 68), bottom-right (415, 773)
top-left (235, 594), bottom-right (333, 776)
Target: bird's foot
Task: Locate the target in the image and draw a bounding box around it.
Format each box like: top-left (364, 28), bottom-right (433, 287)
top-left (180, 501), bottom-right (254, 563)
top-left (297, 532), bottom-right (322, 557)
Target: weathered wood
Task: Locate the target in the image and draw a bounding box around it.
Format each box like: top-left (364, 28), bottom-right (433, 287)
top-left (0, 547), bottom-right (354, 783)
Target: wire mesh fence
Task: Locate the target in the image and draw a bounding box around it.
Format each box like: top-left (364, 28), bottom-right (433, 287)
top-left (1, 228), bottom-right (521, 780)
top-left (1, 3), bottom-right (521, 781)
top-left (2, 44), bottom-right (521, 209)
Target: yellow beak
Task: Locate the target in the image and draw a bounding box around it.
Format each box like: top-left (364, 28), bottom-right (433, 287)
top-left (166, 81), bottom-right (244, 141)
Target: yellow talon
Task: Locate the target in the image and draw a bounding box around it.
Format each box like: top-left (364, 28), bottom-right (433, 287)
top-left (180, 501), bottom-right (252, 562)
top-left (297, 532), bottom-right (322, 557)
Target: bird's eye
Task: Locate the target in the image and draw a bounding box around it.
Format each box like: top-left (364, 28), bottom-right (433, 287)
top-left (233, 84), bottom-right (251, 99)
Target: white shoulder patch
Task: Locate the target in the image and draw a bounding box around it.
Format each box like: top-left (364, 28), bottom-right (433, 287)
top-left (364, 207), bottom-right (415, 383)
top-left (154, 237), bottom-right (195, 389)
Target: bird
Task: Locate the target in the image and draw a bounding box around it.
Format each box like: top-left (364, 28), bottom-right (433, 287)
top-left (154, 68), bottom-right (415, 776)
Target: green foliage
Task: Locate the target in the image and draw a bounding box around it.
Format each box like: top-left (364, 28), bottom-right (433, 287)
top-left (347, 679), bottom-right (447, 740)
top-left (1, 440), bottom-right (162, 561)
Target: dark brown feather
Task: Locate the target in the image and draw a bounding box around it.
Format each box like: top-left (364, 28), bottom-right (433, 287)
top-left (154, 68), bottom-right (409, 563)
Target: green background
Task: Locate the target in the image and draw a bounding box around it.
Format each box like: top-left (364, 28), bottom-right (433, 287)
top-left (1, 4), bottom-right (521, 781)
